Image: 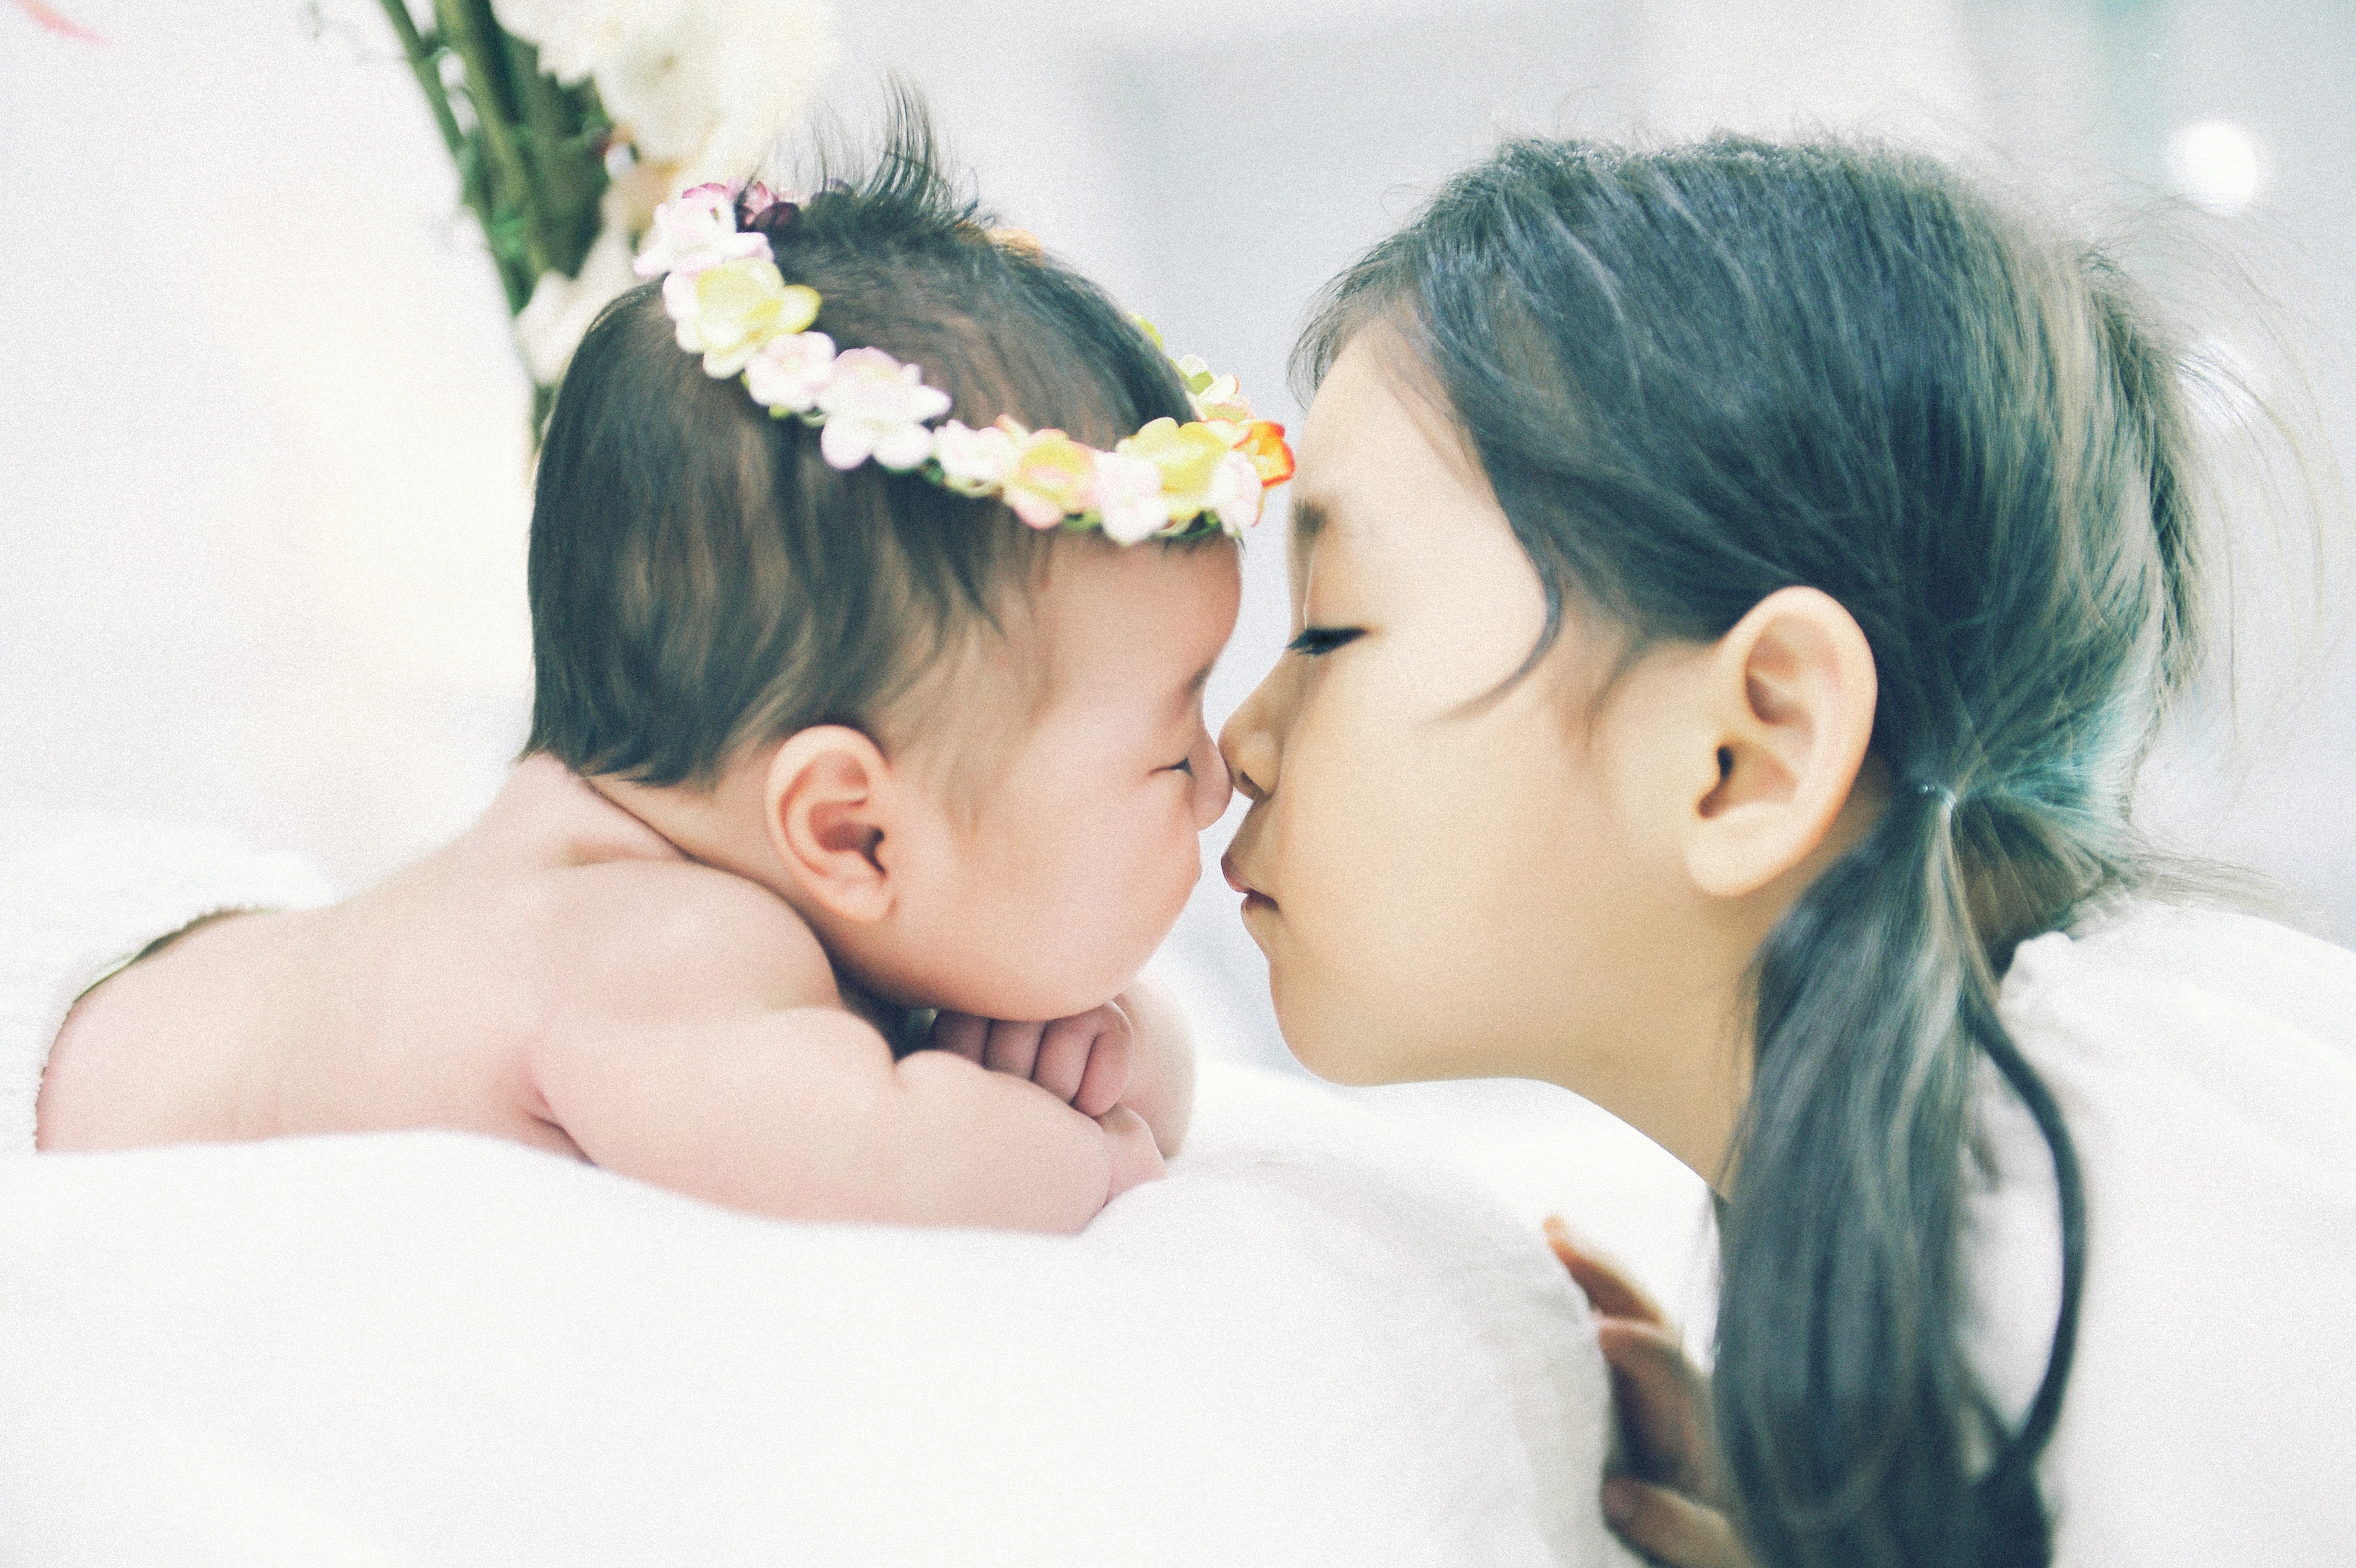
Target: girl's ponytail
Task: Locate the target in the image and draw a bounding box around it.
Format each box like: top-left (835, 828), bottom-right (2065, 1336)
top-left (1721, 783), bottom-right (2088, 1567)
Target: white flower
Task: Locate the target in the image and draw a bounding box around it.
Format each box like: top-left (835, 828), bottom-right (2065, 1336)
top-left (815, 348), bottom-right (952, 471)
top-left (633, 182), bottom-right (768, 279)
top-left (742, 330), bottom-right (836, 414)
top-left (931, 419), bottom-right (1016, 496)
top-left (514, 221), bottom-right (641, 384)
top-left (1206, 450), bottom-right (1265, 533)
top-left (593, 0), bottom-right (724, 162)
top-left (1188, 372), bottom-right (1254, 425)
top-left (1091, 450), bottom-right (1168, 544)
top-left (490, 0), bottom-right (665, 85)
top-left (684, 0), bottom-right (837, 185)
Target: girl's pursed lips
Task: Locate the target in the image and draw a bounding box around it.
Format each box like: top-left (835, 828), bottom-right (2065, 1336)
top-left (1220, 853), bottom-right (1276, 912)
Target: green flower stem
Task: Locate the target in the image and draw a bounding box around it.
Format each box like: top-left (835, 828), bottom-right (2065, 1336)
top-left (374, 0), bottom-right (463, 159)
top-left (433, 0), bottom-right (551, 285)
top-left (502, 31), bottom-right (606, 279)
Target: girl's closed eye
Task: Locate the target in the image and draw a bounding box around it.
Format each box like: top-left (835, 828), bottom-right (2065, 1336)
top-left (1286, 626), bottom-right (1364, 657)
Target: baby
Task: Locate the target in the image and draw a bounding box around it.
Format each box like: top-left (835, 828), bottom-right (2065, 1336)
top-left (37, 124), bottom-right (1290, 1234)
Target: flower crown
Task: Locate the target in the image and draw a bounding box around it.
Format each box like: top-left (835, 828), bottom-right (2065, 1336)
top-left (636, 183), bottom-right (1295, 543)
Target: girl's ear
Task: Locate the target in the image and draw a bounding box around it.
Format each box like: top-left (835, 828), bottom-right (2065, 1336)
top-left (1683, 586), bottom-right (1878, 899)
top-left (763, 726), bottom-right (901, 924)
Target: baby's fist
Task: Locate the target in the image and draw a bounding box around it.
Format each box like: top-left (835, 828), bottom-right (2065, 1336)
top-left (929, 1003), bottom-right (1133, 1118)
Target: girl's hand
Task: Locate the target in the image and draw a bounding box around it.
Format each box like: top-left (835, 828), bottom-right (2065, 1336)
top-left (1546, 1217), bottom-right (1756, 1568)
top-left (930, 1004), bottom-right (1133, 1119)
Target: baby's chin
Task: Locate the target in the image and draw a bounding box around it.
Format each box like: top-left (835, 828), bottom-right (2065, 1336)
top-left (858, 959), bottom-right (1141, 1025)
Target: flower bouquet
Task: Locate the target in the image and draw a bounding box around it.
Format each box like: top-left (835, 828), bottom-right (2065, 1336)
top-left (374, 0), bottom-right (834, 425)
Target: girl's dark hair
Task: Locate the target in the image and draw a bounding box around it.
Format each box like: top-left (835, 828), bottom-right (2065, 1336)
top-left (526, 94), bottom-right (1197, 786)
top-left (1302, 138), bottom-right (2210, 1567)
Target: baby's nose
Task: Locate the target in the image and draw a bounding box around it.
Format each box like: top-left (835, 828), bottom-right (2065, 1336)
top-left (1192, 736), bottom-right (1233, 829)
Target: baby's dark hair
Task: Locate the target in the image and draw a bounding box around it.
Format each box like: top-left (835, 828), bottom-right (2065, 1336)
top-left (525, 96), bottom-right (1196, 787)
top-left (1304, 139), bottom-right (2221, 1568)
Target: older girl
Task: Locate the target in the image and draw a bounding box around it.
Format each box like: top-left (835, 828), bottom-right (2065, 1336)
top-left (1217, 137), bottom-right (2356, 1567)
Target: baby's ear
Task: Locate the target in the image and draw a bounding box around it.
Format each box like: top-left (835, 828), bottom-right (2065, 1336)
top-left (763, 726), bottom-right (899, 923)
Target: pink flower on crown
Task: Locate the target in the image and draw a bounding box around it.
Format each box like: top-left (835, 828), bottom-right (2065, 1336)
top-left (816, 348), bottom-right (953, 471)
top-left (1092, 450), bottom-right (1169, 545)
top-left (743, 329), bottom-right (837, 414)
top-left (999, 424), bottom-right (1099, 529)
top-left (634, 183), bottom-right (772, 279)
top-left (932, 419), bottom-right (1017, 496)
top-left (1207, 450), bottom-right (1265, 534)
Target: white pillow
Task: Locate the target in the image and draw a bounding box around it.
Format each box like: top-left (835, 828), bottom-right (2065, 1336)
top-left (0, 1061), bottom-right (1639, 1568)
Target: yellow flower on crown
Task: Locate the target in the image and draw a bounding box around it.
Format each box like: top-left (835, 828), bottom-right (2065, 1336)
top-left (999, 424), bottom-right (1100, 529)
top-left (667, 258), bottom-right (820, 377)
top-left (1119, 417), bottom-right (1235, 523)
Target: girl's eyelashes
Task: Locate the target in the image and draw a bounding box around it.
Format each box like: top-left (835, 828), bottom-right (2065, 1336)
top-left (1167, 756), bottom-right (1195, 776)
top-left (1286, 625), bottom-right (1365, 658)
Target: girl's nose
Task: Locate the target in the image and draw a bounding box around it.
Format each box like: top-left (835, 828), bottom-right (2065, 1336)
top-left (1219, 695), bottom-right (1278, 805)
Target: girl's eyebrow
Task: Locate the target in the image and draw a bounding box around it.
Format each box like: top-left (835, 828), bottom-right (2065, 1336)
top-left (1289, 497), bottom-right (1332, 544)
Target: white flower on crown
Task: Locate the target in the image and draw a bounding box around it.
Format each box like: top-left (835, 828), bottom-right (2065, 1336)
top-left (1092, 451), bottom-right (1169, 545)
top-left (634, 182), bottom-right (769, 278)
top-left (743, 330), bottom-right (838, 414)
top-left (816, 348), bottom-right (954, 471)
top-left (932, 419), bottom-right (1017, 496)
top-left (1206, 450), bottom-right (1265, 534)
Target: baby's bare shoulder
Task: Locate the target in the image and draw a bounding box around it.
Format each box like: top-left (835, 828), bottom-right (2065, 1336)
top-left (530, 859), bottom-right (840, 1019)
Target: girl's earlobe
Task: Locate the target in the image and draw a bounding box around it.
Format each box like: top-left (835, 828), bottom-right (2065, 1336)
top-left (1684, 587), bottom-right (1879, 900)
top-left (764, 727), bottom-right (897, 924)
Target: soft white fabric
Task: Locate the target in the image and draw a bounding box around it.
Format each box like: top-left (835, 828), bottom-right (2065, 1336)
top-left (0, 812), bottom-right (1638, 1567)
top-left (0, 813), bottom-right (337, 1154)
top-left (1972, 904), bottom-right (2356, 1566)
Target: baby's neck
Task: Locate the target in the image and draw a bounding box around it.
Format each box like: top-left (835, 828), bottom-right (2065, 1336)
top-left (578, 768), bottom-right (921, 1046)
top-left (587, 770), bottom-right (790, 898)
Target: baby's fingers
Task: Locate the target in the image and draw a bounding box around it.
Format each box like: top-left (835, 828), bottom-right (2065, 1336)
top-left (928, 1011), bottom-right (990, 1064)
top-left (1031, 1013), bottom-right (1102, 1107)
top-left (1602, 1479), bottom-right (1754, 1568)
top-left (982, 1018), bottom-right (1047, 1081)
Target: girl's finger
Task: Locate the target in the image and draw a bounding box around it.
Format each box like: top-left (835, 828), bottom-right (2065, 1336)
top-left (1545, 1216), bottom-right (1667, 1325)
top-left (1603, 1478), bottom-right (1755, 1568)
top-left (1596, 1318), bottom-right (1717, 1499)
top-left (982, 1018), bottom-right (1046, 1081)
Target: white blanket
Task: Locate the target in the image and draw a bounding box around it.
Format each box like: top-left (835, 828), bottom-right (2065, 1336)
top-left (0, 815), bottom-right (1640, 1566)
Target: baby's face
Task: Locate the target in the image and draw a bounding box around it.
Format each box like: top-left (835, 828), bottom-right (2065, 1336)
top-left (860, 538), bottom-right (1241, 1021)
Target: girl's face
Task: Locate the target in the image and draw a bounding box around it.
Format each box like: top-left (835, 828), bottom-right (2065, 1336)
top-left (1218, 332), bottom-right (1736, 1113)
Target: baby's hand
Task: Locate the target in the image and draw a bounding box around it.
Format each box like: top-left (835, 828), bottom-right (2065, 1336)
top-left (929, 1003), bottom-right (1132, 1119)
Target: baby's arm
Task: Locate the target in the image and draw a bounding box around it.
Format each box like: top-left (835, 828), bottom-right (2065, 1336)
top-left (533, 1008), bottom-right (1160, 1231)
